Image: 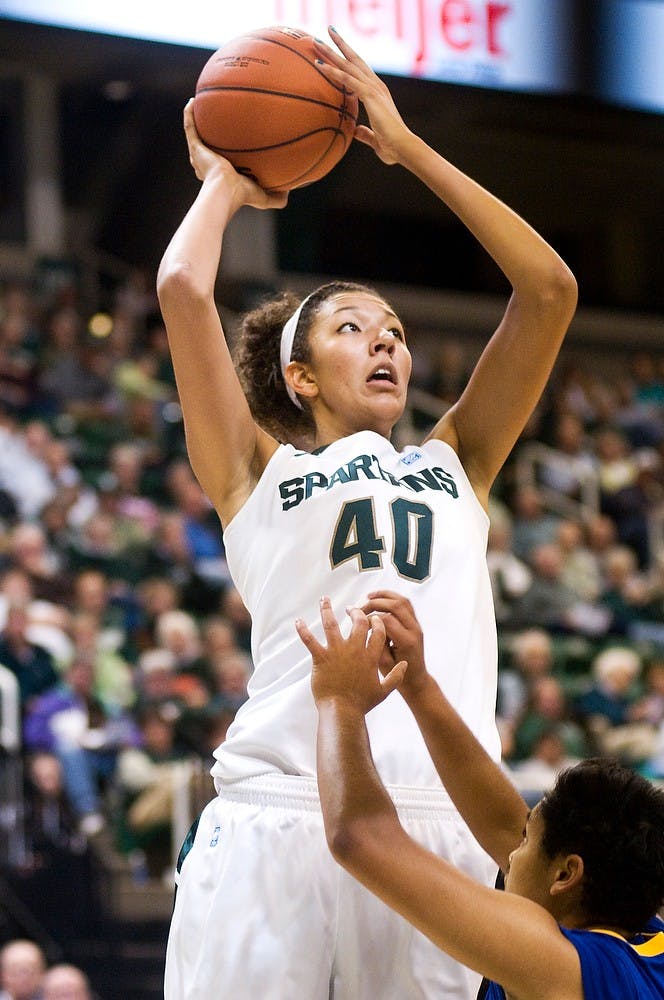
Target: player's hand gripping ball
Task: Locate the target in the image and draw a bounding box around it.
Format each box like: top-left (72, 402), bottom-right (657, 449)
top-left (194, 25), bottom-right (359, 192)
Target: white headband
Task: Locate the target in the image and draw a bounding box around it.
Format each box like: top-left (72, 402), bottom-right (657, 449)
top-left (279, 293), bottom-right (314, 410)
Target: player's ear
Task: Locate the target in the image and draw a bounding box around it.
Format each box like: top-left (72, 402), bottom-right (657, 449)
top-left (550, 854), bottom-right (584, 898)
top-left (286, 361), bottom-right (318, 403)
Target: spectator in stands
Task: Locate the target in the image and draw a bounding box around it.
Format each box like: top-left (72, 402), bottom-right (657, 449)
top-left (486, 517), bottom-right (532, 625)
top-left (0, 308), bottom-right (40, 419)
top-left (7, 523), bottom-right (70, 605)
top-left (598, 543), bottom-right (652, 636)
top-left (154, 610), bottom-right (203, 676)
top-left (422, 337), bottom-right (470, 408)
top-left (594, 424), bottom-right (651, 567)
top-left (70, 570), bottom-right (128, 646)
top-left (538, 411), bottom-right (596, 502)
top-left (172, 476), bottom-right (226, 564)
top-left (133, 576), bottom-right (182, 652)
top-left (149, 508), bottom-right (227, 615)
top-left (497, 626), bottom-right (556, 726)
top-left (630, 350), bottom-right (664, 408)
top-left (509, 484), bottom-right (562, 562)
top-left (0, 414), bottom-right (55, 521)
top-left (507, 542), bottom-right (609, 636)
top-left (40, 441), bottom-right (98, 538)
top-left (66, 510), bottom-right (136, 584)
top-left (218, 586), bottom-right (252, 654)
top-left (23, 751), bottom-right (85, 863)
top-left (585, 511), bottom-right (618, 566)
top-left (0, 940), bottom-right (46, 1000)
top-left (105, 442), bottom-right (161, 538)
top-left (68, 612), bottom-right (135, 711)
top-left (574, 646), bottom-right (656, 767)
top-left (132, 647), bottom-right (208, 755)
top-left (40, 964), bottom-right (92, 1000)
top-left (116, 704), bottom-right (187, 879)
top-left (37, 307), bottom-right (109, 419)
top-left (134, 648), bottom-right (179, 714)
top-left (200, 615), bottom-right (239, 668)
top-left (632, 657), bottom-right (664, 728)
top-left (506, 726), bottom-right (583, 805)
top-left (0, 568), bottom-right (34, 625)
top-left (146, 511), bottom-right (190, 572)
top-left (553, 362), bottom-right (605, 426)
top-left (555, 518), bottom-right (603, 603)
top-left (23, 600), bottom-right (72, 669)
top-left (0, 602), bottom-right (58, 709)
top-left (208, 650), bottom-right (252, 714)
top-left (510, 674), bottom-right (587, 763)
top-left (0, 283), bottom-right (40, 355)
top-left (613, 358), bottom-right (664, 449)
top-left (23, 656), bottom-right (139, 836)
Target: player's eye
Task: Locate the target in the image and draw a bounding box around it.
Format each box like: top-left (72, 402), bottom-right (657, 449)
top-left (389, 327), bottom-right (405, 341)
top-left (338, 321), bottom-right (360, 333)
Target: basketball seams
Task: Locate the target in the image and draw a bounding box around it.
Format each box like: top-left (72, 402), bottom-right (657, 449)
top-left (201, 126), bottom-right (347, 155)
top-left (196, 85), bottom-right (357, 123)
top-left (277, 131), bottom-right (344, 189)
top-left (244, 32), bottom-right (352, 99)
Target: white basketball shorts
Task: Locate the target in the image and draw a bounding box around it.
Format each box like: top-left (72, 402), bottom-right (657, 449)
top-left (164, 773), bottom-right (495, 999)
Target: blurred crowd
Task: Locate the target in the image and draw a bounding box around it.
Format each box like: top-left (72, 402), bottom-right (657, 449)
top-left (0, 267), bottom-right (663, 889)
top-left (0, 270), bottom-right (252, 886)
top-left (414, 331), bottom-right (664, 802)
top-left (0, 938), bottom-right (94, 1000)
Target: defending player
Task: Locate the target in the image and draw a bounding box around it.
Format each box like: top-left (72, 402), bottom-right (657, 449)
top-left (298, 594), bottom-right (664, 1000)
top-left (159, 26), bottom-right (577, 1000)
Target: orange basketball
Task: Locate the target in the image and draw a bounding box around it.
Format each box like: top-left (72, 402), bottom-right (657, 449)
top-left (193, 26), bottom-right (359, 192)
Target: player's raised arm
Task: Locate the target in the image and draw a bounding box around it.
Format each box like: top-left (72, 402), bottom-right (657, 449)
top-left (315, 28), bottom-right (578, 510)
top-left (360, 591), bottom-right (526, 873)
top-left (298, 599), bottom-right (583, 1000)
top-left (156, 101), bottom-right (286, 526)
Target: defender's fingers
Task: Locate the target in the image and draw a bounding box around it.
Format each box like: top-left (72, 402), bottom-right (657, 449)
top-left (346, 605), bottom-right (371, 645)
top-left (367, 613), bottom-right (387, 654)
top-left (319, 595), bottom-right (344, 643)
top-left (366, 590), bottom-right (416, 611)
top-left (363, 593), bottom-right (417, 625)
top-left (379, 660), bottom-right (408, 695)
top-left (295, 617), bottom-right (324, 658)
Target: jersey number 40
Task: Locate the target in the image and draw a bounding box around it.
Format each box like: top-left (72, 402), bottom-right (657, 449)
top-left (330, 497), bottom-right (433, 582)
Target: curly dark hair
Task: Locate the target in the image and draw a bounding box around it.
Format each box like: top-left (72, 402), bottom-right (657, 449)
top-left (539, 758), bottom-right (664, 931)
top-left (232, 280), bottom-right (386, 444)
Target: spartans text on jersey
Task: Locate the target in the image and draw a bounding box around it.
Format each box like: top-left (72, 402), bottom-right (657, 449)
top-left (278, 452), bottom-right (459, 511)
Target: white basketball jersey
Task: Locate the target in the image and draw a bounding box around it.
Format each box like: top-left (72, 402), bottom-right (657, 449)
top-left (212, 431), bottom-right (500, 786)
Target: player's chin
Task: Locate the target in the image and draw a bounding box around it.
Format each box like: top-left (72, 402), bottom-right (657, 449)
top-left (365, 387), bottom-right (406, 420)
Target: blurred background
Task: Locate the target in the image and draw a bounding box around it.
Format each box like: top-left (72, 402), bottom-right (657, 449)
top-left (0, 2), bottom-right (663, 998)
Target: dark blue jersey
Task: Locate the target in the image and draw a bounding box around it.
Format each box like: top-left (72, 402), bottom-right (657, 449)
top-left (484, 916), bottom-right (664, 999)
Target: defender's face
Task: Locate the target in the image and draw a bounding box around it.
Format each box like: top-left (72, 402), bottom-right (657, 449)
top-left (305, 292), bottom-right (412, 438)
top-left (504, 805), bottom-right (557, 910)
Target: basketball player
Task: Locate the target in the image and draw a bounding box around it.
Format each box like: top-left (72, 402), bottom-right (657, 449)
top-left (299, 594), bottom-right (664, 1000)
top-left (159, 26), bottom-right (577, 1000)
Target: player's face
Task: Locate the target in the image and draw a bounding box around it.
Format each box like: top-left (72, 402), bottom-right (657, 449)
top-left (304, 292), bottom-right (412, 439)
top-left (503, 805), bottom-right (558, 910)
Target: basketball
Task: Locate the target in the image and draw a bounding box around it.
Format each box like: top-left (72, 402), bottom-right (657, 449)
top-left (193, 26), bottom-right (359, 192)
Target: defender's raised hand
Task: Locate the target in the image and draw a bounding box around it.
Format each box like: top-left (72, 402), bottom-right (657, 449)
top-left (360, 591), bottom-right (428, 699)
top-left (296, 597), bottom-right (407, 714)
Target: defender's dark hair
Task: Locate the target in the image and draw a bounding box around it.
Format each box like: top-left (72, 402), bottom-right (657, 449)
top-left (233, 280), bottom-right (385, 444)
top-left (539, 758), bottom-right (664, 931)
